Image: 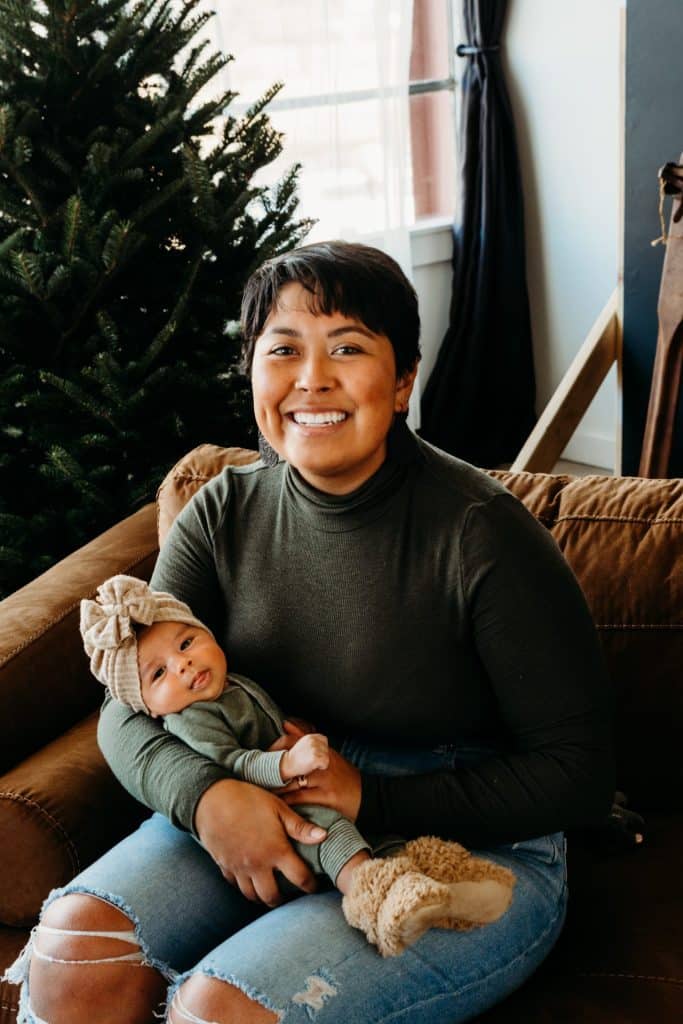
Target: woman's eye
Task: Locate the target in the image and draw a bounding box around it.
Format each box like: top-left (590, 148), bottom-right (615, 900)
top-left (269, 344), bottom-right (297, 356)
top-left (333, 345), bottom-right (362, 355)
top-left (180, 637), bottom-right (193, 650)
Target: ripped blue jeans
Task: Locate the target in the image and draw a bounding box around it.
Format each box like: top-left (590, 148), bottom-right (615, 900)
top-left (10, 741), bottom-right (567, 1023)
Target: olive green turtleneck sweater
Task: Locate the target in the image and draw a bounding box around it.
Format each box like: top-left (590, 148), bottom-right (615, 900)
top-left (98, 425), bottom-right (614, 846)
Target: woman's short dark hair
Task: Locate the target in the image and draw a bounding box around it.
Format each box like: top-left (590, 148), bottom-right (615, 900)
top-left (239, 241), bottom-right (421, 378)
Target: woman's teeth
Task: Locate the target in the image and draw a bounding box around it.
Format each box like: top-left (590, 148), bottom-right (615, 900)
top-left (292, 411), bottom-right (347, 425)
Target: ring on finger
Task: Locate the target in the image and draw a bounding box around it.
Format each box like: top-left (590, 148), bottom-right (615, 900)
top-left (297, 775), bottom-right (308, 789)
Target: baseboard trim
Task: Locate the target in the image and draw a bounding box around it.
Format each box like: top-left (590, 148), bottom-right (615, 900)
top-left (561, 430), bottom-right (615, 471)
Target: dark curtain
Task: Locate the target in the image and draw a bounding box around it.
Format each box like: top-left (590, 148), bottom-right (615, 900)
top-left (419, 0), bottom-right (535, 467)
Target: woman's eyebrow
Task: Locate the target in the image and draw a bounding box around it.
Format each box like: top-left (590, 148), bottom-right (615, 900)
top-left (327, 325), bottom-right (374, 339)
top-left (264, 324), bottom-right (374, 339)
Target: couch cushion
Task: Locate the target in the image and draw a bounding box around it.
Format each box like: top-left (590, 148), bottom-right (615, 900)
top-left (0, 713), bottom-right (146, 927)
top-left (0, 928), bottom-right (26, 1024)
top-left (156, 443), bottom-right (259, 546)
top-left (476, 813), bottom-right (683, 1022)
top-left (491, 472), bottom-right (683, 810)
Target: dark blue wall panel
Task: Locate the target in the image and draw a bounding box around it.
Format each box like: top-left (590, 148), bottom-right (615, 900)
top-left (623, 0), bottom-right (683, 475)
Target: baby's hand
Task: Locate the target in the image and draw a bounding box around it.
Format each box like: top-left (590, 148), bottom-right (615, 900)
top-left (280, 733), bottom-right (329, 781)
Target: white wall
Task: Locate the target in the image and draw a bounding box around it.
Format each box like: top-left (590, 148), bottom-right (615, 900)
top-left (505, 0), bottom-right (622, 469)
top-left (411, 0), bottom-right (622, 471)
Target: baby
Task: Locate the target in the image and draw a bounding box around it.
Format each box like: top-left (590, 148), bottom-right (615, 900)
top-left (81, 574), bottom-right (515, 957)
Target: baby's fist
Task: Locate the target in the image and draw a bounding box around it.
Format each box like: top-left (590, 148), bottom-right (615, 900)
top-left (281, 733), bottom-right (329, 780)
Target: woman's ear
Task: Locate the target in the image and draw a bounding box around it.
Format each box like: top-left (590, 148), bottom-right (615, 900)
top-left (394, 362), bottom-right (419, 414)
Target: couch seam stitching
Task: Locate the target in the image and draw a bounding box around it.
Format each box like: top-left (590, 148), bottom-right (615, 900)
top-left (0, 792), bottom-right (80, 875)
top-left (535, 514), bottom-right (683, 526)
top-left (171, 472), bottom-right (214, 482)
top-left (0, 552), bottom-right (157, 668)
top-left (0, 792), bottom-right (80, 876)
top-left (577, 971), bottom-right (683, 986)
top-left (596, 623), bottom-right (682, 630)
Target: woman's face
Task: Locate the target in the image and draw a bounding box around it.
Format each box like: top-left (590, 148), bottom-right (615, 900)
top-left (251, 282), bottom-right (417, 494)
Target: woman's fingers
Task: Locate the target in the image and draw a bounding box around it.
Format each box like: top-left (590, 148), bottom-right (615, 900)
top-left (194, 778), bottom-right (324, 906)
top-left (268, 732), bottom-right (298, 752)
top-left (280, 749), bottom-right (362, 821)
top-left (234, 874), bottom-right (259, 903)
top-left (283, 718), bottom-right (315, 736)
top-left (280, 803), bottom-right (327, 846)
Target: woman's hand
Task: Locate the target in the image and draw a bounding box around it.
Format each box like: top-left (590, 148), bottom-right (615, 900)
top-left (194, 778), bottom-right (326, 907)
top-left (280, 747), bottom-right (362, 822)
top-left (268, 719), bottom-right (317, 753)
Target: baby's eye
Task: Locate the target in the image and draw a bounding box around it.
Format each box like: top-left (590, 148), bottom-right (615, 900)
top-left (151, 666), bottom-right (164, 682)
top-left (180, 637), bottom-right (193, 650)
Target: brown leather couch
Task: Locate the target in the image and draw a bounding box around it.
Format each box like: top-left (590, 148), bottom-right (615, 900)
top-left (1, 444), bottom-right (681, 1024)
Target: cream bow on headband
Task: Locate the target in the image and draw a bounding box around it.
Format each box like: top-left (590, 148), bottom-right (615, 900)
top-left (80, 575), bottom-right (210, 714)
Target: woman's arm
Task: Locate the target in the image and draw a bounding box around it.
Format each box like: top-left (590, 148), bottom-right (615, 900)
top-left (97, 696), bottom-right (229, 830)
top-left (97, 484), bottom-right (228, 830)
top-left (99, 478), bottom-right (326, 900)
top-left (287, 493), bottom-right (615, 847)
top-left (366, 494), bottom-right (614, 844)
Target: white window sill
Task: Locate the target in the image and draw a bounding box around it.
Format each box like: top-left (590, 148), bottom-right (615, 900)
top-left (409, 217), bottom-right (453, 268)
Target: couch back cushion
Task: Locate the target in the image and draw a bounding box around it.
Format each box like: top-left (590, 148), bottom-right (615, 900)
top-left (158, 449), bottom-right (683, 810)
top-left (490, 470), bottom-right (682, 809)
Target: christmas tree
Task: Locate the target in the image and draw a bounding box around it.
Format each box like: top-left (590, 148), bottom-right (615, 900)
top-left (0, 0), bottom-right (310, 597)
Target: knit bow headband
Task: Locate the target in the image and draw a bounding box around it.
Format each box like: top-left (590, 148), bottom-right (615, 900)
top-left (80, 575), bottom-right (210, 714)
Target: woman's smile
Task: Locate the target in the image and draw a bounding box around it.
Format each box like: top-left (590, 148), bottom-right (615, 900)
top-left (251, 282), bottom-right (416, 494)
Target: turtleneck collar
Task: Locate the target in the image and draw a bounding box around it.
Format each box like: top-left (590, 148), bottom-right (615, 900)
top-left (282, 418), bottom-right (421, 533)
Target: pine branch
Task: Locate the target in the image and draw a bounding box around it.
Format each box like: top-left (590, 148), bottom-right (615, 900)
top-left (62, 194), bottom-right (81, 260)
top-left (136, 252), bottom-right (201, 374)
top-left (119, 108), bottom-right (182, 169)
top-left (0, 226), bottom-right (29, 258)
top-left (181, 144), bottom-right (214, 221)
top-left (129, 175), bottom-right (186, 225)
top-left (11, 250), bottom-right (44, 297)
top-left (101, 219), bottom-right (138, 271)
top-left (85, 3), bottom-right (148, 88)
top-left (39, 370), bottom-right (116, 423)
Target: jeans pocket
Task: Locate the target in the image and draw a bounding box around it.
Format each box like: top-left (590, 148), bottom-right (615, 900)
top-left (498, 833), bottom-right (563, 866)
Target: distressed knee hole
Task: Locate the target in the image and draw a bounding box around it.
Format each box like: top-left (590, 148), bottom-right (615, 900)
top-left (170, 975), bottom-right (281, 1024)
top-left (32, 921), bottom-right (145, 967)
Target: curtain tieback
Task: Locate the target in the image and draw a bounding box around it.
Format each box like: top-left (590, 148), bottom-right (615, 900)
top-left (456, 44), bottom-right (500, 57)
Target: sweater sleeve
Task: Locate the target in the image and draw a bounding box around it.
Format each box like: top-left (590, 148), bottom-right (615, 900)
top-left (97, 480), bottom-right (232, 833)
top-left (357, 492), bottom-right (615, 846)
top-left (164, 704), bottom-right (286, 789)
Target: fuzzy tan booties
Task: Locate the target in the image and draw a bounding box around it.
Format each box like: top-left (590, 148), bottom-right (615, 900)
top-left (342, 840), bottom-right (515, 958)
top-left (403, 835), bottom-right (516, 931)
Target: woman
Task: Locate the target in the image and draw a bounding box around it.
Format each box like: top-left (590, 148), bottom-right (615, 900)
top-left (18, 242), bottom-right (614, 1024)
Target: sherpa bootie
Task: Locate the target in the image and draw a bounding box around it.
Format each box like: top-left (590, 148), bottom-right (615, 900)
top-left (342, 855), bottom-right (465, 957)
top-left (402, 835), bottom-right (516, 931)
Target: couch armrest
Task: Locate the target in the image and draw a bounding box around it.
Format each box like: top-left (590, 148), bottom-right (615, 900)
top-left (0, 712), bottom-right (146, 926)
top-left (0, 504), bottom-right (159, 774)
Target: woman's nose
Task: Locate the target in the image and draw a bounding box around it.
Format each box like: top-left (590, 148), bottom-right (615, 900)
top-left (296, 353), bottom-right (335, 391)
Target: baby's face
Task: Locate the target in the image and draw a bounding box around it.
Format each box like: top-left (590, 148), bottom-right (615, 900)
top-left (137, 621), bottom-right (227, 716)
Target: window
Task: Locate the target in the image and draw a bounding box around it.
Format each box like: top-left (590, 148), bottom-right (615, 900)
top-left (211, 0), bottom-right (456, 239)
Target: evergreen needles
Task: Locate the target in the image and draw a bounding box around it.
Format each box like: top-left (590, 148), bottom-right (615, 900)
top-left (0, 0), bottom-right (311, 597)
